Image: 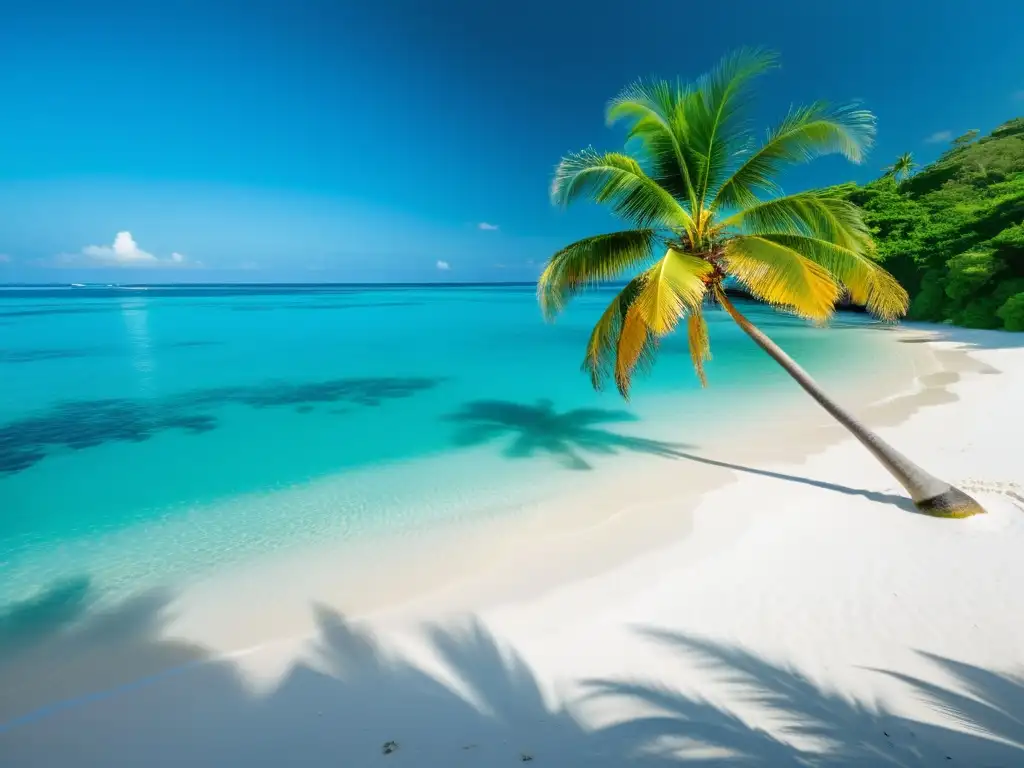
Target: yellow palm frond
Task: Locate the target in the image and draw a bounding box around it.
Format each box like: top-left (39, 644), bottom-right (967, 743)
top-left (582, 250), bottom-right (711, 397)
top-left (725, 236), bottom-right (840, 322)
top-left (582, 277), bottom-right (653, 393)
top-left (687, 310), bottom-right (712, 387)
top-left (632, 249), bottom-right (713, 334)
top-left (615, 300), bottom-right (655, 398)
top-left (538, 229), bottom-right (657, 319)
top-left (753, 233), bottom-right (909, 321)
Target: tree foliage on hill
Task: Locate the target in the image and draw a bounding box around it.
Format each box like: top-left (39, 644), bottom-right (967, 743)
top-left (841, 117), bottom-right (1024, 330)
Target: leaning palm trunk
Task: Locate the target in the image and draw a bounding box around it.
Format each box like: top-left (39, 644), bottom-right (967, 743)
top-left (716, 289), bottom-right (985, 518)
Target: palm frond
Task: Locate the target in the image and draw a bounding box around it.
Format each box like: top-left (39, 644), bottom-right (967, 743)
top-left (538, 229), bottom-right (657, 319)
top-left (751, 233), bottom-right (908, 320)
top-left (615, 299), bottom-right (657, 398)
top-left (716, 190), bottom-right (873, 252)
top-left (582, 276), bottom-right (655, 394)
top-left (884, 152), bottom-right (917, 182)
top-left (551, 149), bottom-right (694, 230)
top-left (632, 249), bottom-right (712, 334)
top-left (687, 310), bottom-right (712, 387)
top-left (606, 80), bottom-right (701, 217)
top-left (581, 249), bottom-right (711, 398)
top-left (713, 103), bottom-right (876, 210)
top-left (686, 48), bottom-right (779, 210)
top-left (725, 236), bottom-right (840, 321)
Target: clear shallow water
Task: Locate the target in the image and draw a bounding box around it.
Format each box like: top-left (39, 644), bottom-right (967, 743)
top-left (0, 284), bottom-right (897, 606)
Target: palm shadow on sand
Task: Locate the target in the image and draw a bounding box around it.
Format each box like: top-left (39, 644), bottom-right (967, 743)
top-left (2, 585), bottom-right (1023, 766)
top-left (445, 399), bottom-right (915, 511)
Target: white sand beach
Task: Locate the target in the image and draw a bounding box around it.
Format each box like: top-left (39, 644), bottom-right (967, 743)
top-left (2, 325), bottom-right (1023, 766)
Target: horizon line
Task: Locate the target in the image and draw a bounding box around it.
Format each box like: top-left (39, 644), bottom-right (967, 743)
top-left (0, 280), bottom-right (545, 288)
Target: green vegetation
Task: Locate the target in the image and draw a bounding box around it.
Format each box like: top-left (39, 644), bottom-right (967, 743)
top-left (841, 118), bottom-right (1024, 330)
top-left (537, 49), bottom-right (983, 518)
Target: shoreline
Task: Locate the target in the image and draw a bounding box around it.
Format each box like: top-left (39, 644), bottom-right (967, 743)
top-left (2, 322), bottom-right (1023, 764)
top-left (0, 307), bottom-right (907, 612)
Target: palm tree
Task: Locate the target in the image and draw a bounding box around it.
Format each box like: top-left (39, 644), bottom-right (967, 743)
top-left (537, 49), bottom-right (984, 519)
top-left (884, 152), bottom-right (917, 182)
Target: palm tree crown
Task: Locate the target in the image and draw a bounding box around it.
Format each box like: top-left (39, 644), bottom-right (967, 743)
top-left (884, 152), bottom-right (917, 182)
top-left (538, 49), bottom-right (909, 397)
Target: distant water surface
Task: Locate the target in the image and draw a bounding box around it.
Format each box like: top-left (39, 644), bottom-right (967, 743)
top-left (0, 284), bottom-right (902, 606)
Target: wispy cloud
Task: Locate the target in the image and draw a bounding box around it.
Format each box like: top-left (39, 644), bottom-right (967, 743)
top-left (436, 260), bottom-right (450, 271)
top-left (56, 231), bottom-right (193, 268)
top-left (1014, 90), bottom-right (1024, 101)
top-left (477, 222), bottom-right (500, 231)
top-left (0, 254), bottom-right (11, 264)
top-left (924, 130), bottom-right (953, 144)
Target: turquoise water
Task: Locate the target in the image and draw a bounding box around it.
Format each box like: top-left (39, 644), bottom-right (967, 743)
top-left (1, 284), bottom-right (894, 605)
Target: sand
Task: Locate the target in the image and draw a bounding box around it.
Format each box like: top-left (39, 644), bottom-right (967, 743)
top-left (2, 324), bottom-right (1023, 766)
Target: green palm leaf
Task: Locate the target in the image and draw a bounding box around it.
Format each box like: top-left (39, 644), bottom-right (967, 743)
top-left (714, 103), bottom-right (876, 210)
top-left (538, 229), bottom-right (658, 319)
top-left (606, 79), bottom-right (701, 218)
top-left (686, 48), bottom-right (779, 211)
top-left (551, 150), bottom-right (694, 230)
top-left (717, 190), bottom-right (872, 251)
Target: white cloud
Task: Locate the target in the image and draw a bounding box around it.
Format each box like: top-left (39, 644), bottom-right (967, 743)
top-left (0, 254), bottom-right (11, 263)
top-left (1014, 90), bottom-right (1024, 101)
top-left (436, 260), bottom-right (450, 271)
top-left (82, 231), bottom-right (158, 264)
top-left (924, 130), bottom-right (953, 144)
top-left (59, 231), bottom-right (190, 268)
top-left (478, 222), bottom-right (499, 231)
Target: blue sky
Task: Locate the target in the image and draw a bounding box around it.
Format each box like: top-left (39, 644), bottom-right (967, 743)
top-left (1, 0), bottom-right (1021, 283)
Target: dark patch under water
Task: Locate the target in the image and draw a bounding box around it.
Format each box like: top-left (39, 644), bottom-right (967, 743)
top-left (0, 340), bottom-right (221, 365)
top-left (0, 348), bottom-right (97, 364)
top-left (0, 376), bottom-right (445, 476)
top-left (229, 301), bottom-right (423, 312)
top-left (0, 307), bottom-right (112, 318)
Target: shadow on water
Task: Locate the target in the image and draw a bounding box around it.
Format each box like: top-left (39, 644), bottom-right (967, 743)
top-left (445, 399), bottom-right (693, 470)
top-left (1, 585), bottom-right (1022, 766)
top-left (445, 399), bottom-right (913, 510)
top-left (0, 376), bottom-right (445, 476)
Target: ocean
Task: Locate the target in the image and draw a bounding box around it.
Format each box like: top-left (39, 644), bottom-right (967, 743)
top-left (0, 284), bottom-right (902, 609)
